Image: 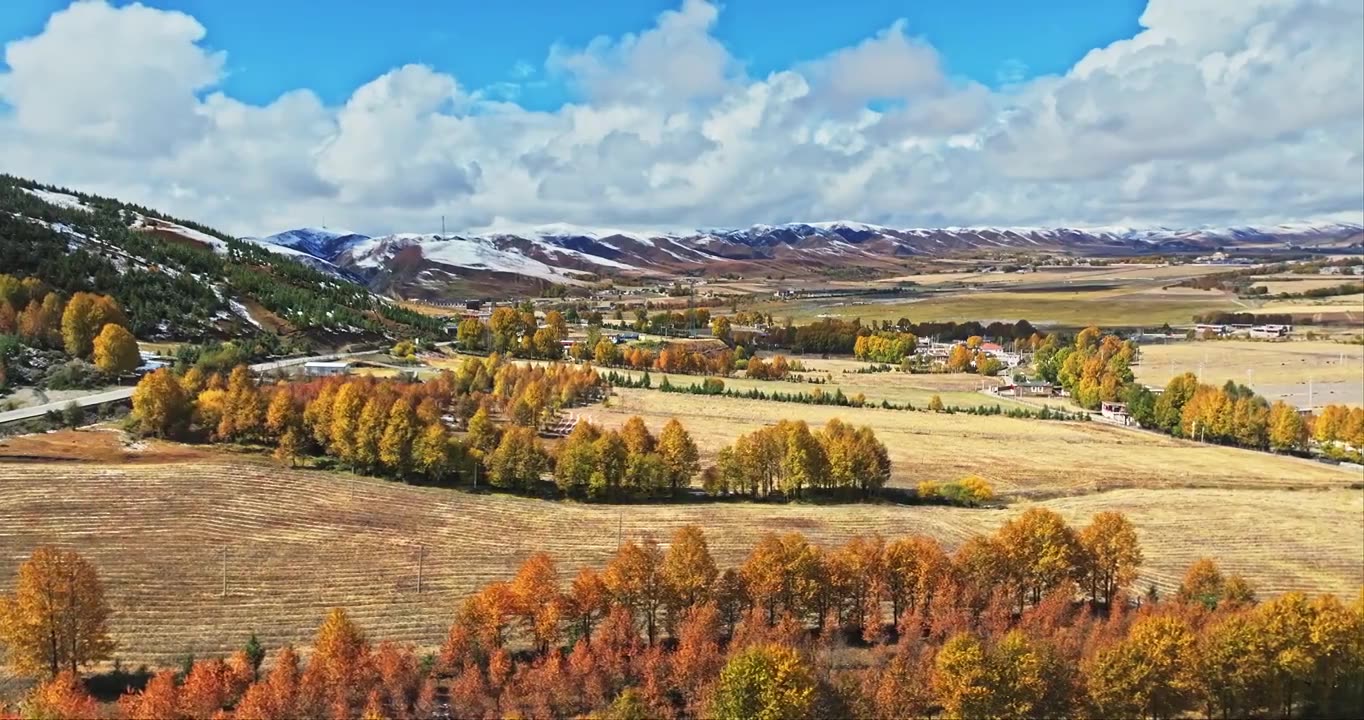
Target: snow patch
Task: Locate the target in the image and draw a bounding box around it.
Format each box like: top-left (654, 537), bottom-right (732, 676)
top-left (22, 188), bottom-right (94, 213)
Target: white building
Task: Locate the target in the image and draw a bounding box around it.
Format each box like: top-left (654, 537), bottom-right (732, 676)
top-left (304, 361), bottom-right (351, 377)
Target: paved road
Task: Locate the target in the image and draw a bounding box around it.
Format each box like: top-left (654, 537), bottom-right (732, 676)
top-left (0, 351), bottom-right (371, 427)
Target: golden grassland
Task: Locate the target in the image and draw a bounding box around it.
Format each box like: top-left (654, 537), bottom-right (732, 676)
top-left (581, 389), bottom-right (1359, 495)
top-left (599, 362), bottom-right (1026, 412)
top-left (0, 446), bottom-right (1358, 665)
top-left (751, 288), bottom-right (1241, 327)
top-left (1251, 277), bottom-right (1364, 295)
top-left (1133, 340), bottom-right (1364, 387)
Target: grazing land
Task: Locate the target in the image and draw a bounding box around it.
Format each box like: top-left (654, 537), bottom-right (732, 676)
top-left (1133, 340), bottom-right (1364, 408)
top-left (580, 388), bottom-right (1358, 495)
top-left (0, 435), bottom-right (1358, 665)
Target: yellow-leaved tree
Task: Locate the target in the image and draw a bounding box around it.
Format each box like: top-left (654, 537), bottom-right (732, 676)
top-left (0, 547), bottom-right (114, 677)
top-left (131, 368), bottom-right (191, 438)
top-left (709, 643), bottom-right (815, 720)
top-left (92, 323), bottom-right (139, 375)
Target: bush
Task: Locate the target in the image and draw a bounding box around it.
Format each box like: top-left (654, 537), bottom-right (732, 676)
top-left (44, 359), bottom-right (106, 390)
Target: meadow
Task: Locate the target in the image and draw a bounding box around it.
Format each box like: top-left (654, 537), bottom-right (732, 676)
top-left (0, 437), bottom-right (1357, 666)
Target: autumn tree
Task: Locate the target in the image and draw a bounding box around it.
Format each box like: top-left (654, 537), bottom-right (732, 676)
top-left (131, 368), bottom-right (191, 439)
top-left (378, 397), bottom-right (419, 476)
top-left (1085, 614), bottom-right (1196, 719)
top-left (466, 405), bottom-right (500, 456)
top-left (1177, 558), bottom-right (1226, 610)
top-left (302, 607), bottom-right (370, 714)
top-left (662, 525), bottom-right (718, 614)
top-left (217, 365), bottom-right (264, 442)
top-left (604, 538), bottom-right (666, 645)
top-left (488, 426), bottom-right (547, 490)
top-left (117, 669), bottom-right (179, 720)
top-left (620, 415), bottom-right (656, 455)
top-left (0, 547), bottom-right (113, 677)
top-left (1268, 400), bottom-right (1307, 453)
top-left (566, 567), bottom-right (609, 643)
top-left (91, 323), bottom-right (139, 375)
top-left (19, 671), bottom-right (101, 719)
top-left (996, 508), bottom-right (1083, 609)
top-left (264, 387), bottom-right (297, 436)
top-left (413, 422), bottom-right (453, 482)
top-left (657, 419), bottom-right (700, 493)
top-left (511, 552), bottom-right (562, 654)
top-left (708, 643), bottom-right (815, 720)
top-left (60, 292), bottom-right (103, 359)
top-left (1079, 511), bottom-right (1143, 607)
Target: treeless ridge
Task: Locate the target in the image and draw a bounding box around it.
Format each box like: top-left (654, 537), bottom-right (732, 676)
top-left (0, 454), bottom-right (1359, 665)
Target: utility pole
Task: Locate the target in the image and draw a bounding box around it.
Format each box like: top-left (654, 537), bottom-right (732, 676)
top-left (417, 544), bottom-right (425, 595)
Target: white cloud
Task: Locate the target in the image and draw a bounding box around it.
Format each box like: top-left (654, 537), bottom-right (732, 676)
top-left (0, 0), bottom-right (1360, 237)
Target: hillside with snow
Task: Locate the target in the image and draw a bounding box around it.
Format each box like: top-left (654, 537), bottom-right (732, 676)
top-left (256, 219), bottom-right (1364, 294)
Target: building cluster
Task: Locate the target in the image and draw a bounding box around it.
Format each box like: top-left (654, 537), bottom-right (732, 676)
top-left (1193, 323), bottom-right (1292, 339)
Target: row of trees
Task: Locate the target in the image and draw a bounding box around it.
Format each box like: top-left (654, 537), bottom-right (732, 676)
top-left (1124, 372), bottom-right (1363, 457)
top-left (706, 419), bottom-right (890, 499)
top-left (7, 513), bottom-right (1362, 719)
top-left (852, 333), bottom-right (918, 364)
top-left (551, 417), bottom-right (699, 499)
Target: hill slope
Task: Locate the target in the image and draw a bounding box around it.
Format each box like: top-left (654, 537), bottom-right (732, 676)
top-left (0, 175), bottom-right (441, 345)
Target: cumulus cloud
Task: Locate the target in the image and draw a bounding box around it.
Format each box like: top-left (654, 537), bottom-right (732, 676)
top-left (0, 0), bottom-right (1360, 236)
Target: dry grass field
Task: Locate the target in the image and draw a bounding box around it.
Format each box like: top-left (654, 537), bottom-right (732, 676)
top-left (1133, 340), bottom-right (1364, 388)
top-left (0, 441), bottom-right (1358, 665)
top-left (879, 264), bottom-right (1233, 287)
top-left (1251, 277), bottom-right (1364, 295)
top-left (601, 363), bottom-right (1024, 412)
top-left (752, 287), bottom-right (1240, 327)
top-left (582, 389), bottom-right (1359, 495)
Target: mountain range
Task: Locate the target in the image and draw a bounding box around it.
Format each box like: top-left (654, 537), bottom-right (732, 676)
top-left (253, 221), bottom-right (1364, 296)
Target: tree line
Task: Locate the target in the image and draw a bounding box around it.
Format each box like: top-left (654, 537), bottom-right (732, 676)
top-left (7, 514), bottom-right (1360, 719)
top-left (751, 318), bottom-right (1043, 355)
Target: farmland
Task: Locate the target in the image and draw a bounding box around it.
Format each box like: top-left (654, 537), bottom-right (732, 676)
top-left (0, 437), bottom-right (1358, 666)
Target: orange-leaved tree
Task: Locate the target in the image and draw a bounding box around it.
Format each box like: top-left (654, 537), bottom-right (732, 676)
top-left (0, 547), bottom-right (113, 677)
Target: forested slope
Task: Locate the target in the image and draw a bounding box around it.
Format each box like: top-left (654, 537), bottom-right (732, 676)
top-left (0, 175), bottom-right (440, 347)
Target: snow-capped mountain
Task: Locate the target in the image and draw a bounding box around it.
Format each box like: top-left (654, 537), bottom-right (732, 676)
top-left (255, 221), bottom-right (1364, 294)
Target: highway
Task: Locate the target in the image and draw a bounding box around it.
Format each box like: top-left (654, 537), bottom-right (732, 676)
top-left (0, 351), bottom-right (371, 427)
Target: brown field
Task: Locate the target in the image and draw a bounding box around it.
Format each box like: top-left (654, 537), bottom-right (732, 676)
top-left (581, 388), bottom-right (1358, 495)
top-left (0, 446), bottom-right (1358, 666)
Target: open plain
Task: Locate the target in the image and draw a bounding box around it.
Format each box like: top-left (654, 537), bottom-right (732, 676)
top-left (0, 430), bottom-right (1359, 666)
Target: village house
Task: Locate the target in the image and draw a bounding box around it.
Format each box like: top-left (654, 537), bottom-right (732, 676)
top-left (1100, 401), bottom-right (1133, 425)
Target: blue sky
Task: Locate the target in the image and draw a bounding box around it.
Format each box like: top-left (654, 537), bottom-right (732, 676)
top-left (0, 0), bottom-right (1360, 235)
top-left (1, 0), bottom-right (1146, 109)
